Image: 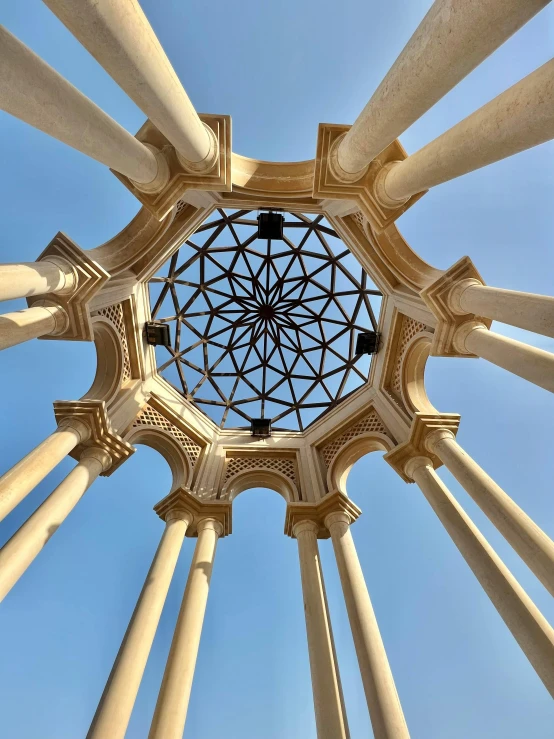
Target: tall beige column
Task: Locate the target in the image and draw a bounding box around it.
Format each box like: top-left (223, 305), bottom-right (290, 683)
top-left (0, 258), bottom-right (77, 303)
top-left (449, 280), bottom-right (554, 340)
top-left (293, 520), bottom-right (349, 739)
top-left (43, 0), bottom-right (216, 171)
top-left (453, 320), bottom-right (554, 394)
top-left (336, 0), bottom-right (549, 176)
top-left (0, 26), bottom-right (168, 189)
top-left (425, 429), bottom-right (554, 597)
top-left (0, 447), bottom-right (111, 602)
top-left (325, 512), bottom-right (409, 739)
top-left (407, 457), bottom-right (554, 697)
top-left (87, 507), bottom-right (193, 739)
top-left (375, 59), bottom-right (554, 205)
top-left (148, 517), bottom-right (223, 739)
top-left (0, 302), bottom-right (68, 351)
top-left (0, 418), bottom-right (90, 523)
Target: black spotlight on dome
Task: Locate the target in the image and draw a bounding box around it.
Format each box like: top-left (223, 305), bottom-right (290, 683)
top-left (355, 331), bottom-right (380, 355)
top-left (251, 418), bottom-right (272, 437)
top-left (145, 321), bottom-right (171, 347)
top-left (257, 211), bottom-right (284, 240)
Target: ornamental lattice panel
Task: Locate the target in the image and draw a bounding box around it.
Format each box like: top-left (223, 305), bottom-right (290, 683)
top-left (96, 303), bottom-right (132, 382)
top-left (132, 404), bottom-right (203, 469)
top-left (321, 409), bottom-right (389, 468)
top-left (386, 316), bottom-right (433, 412)
top-left (223, 455), bottom-right (298, 489)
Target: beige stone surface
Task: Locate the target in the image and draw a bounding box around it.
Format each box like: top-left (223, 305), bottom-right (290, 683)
top-left (87, 507), bottom-right (192, 739)
top-left (406, 457), bottom-right (554, 698)
top-left (0, 448), bottom-right (111, 603)
top-left (0, 303), bottom-right (68, 351)
top-left (0, 259), bottom-right (76, 303)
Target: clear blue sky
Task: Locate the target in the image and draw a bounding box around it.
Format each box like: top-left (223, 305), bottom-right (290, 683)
top-left (1, 1), bottom-right (554, 737)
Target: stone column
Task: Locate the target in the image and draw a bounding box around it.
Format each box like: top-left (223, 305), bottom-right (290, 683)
top-left (375, 58), bottom-right (554, 206)
top-left (0, 302), bottom-right (69, 351)
top-left (407, 457), bottom-right (554, 697)
top-left (43, 0), bottom-right (217, 171)
top-left (0, 418), bottom-right (90, 523)
top-left (0, 26), bottom-right (168, 190)
top-left (0, 258), bottom-right (77, 303)
top-left (325, 512), bottom-right (409, 739)
top-left (293, 519), bottom-right (349, 739)
top-left (448, 279), bottom-right (554, 340)
top-left (453, 320), bottom-right (554, 394)
top-left (0, 447), bottom-right (111, 602)
top-left (148, 518), bottom-right (223, 739)
top-left (335, 0), bottom-right (549, 177)
top-left (425, 429), bottom-right (554, 597)
top-left (87, 507), bottom-right (193, 739)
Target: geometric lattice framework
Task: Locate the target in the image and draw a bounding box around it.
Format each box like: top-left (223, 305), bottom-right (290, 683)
top-left (148, 209), bottom-right (382, 431)
top-left (223, 454), bottom-right (298, 489)
top-left (132, 404), bottom-right (203, 470)
top-left (97, 303), bottom-right (132, 382)
top-left (320, 408), bottom-right (389, 468)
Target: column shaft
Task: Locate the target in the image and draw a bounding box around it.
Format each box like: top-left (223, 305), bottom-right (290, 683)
top-left (87, 511), bottom-right (192, 739)
top-left (294, 520), bottom-right (349, 739)
top-left (380, 58), bottom-right (554, 203)
top-left (148, 518), bottom-right (222, 739)
top-left (0, 304), bottom-right (68, 351)
top-left (0, 448), bottom-right (110, 602)
top-left (43, 0), bottom-right (214, 166)
top-left (326, 514), bottom-right (409, 739)
top-left (410, 459), bottom-right (554, 697)
top-left (0, 421), bottom-right (89, 523)
top-left (337, 0), bottom-right (549, 175)
top-left (430, 434), bottom-right (554, 597)
top-left (0, 26), bottom-right (160, 184)
top-left (0, 260), bottom-right (75, 302)
top-left (455, 283), bottom-right (554, 340)
top-left (461, 322), bottom-right (554, 394)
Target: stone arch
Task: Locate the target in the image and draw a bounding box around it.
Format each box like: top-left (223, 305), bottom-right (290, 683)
top-left (401, 332), bottom-right (438, 415)
top-left (327, 432), bottom-right (395, 495)
top-left (125, 426), bottom-right (191, 492)
top-left (82, 316), bottom-right (124, 404)
top-left (220, 468), bottom-right (299, 503)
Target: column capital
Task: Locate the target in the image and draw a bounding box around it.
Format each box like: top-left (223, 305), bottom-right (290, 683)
top-left (197, 517), bottom-right (225, 537)
top-left (420, 256), bottom-right (491, 357)
top-left (384, 412), bottom-right (460, 482)
top-left (53, 399), bottom-right (135, 477)
top-left (285, 490), bottom-right (361, 539)
top-left (403, 455), bottom-right (434, 482)
top-left (80, 446), bottom-right (113, 473)
top-left (154, 487), bottom-right (232, 537)
top-left (452, 319), bottom-right (488, 355)
top-left (112, 113), bottom-right (231, 221)
top-left (312, 122), bottom-right (426, 233)
top-left (32, 300), bottom-right (70, 336)
top-left (27, 232), bottom-right (110, 342)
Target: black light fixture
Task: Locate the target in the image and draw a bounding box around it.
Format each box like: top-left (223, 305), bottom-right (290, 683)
top-left (355, 331), bottom-right (380, 355)
top-left (145, 321), bottom-right (171, 347)
top-left (251, 418), bottom-right (272, 437)
top-left (257, 211), bottom-right (284, 240)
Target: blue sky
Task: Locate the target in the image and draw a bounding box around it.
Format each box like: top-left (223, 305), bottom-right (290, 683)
top-left (1, 1), bottom-right (554, 737)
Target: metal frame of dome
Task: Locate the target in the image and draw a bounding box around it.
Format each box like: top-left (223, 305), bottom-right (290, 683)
top-left (148, 208), bottom-right (382, 431)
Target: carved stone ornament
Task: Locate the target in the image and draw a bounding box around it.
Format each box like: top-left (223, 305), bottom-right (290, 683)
top-left (154, 487), bottom-right (232, 537)
top-left (420, 256), bottom-right (492, 357)
top-left (384, 412), bottom-right (460, 482)
top-left (312, 123), bottom-right (426, 233)
top-left (112, 113), bottom-right (232, 220)
top-left (284, 490), bottom-right (361, 539)
top-left (27, 233), bottom-right (110, 342)
top-left (53, 399), bottom-right (135, 476)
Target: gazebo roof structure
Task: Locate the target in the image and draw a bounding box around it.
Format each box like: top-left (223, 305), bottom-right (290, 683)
top-left (1, 1), bottom-right (554, 737)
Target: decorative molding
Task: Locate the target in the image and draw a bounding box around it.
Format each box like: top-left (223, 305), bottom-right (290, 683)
top-left (132, 402), bottom-right (204, 471)
top-left (312, 124), bottom-right (426, 233)
top-left (420, 257), bottom-right (492, 357)
top-left (28, 233), bottom-right (110, 342)
top-left (284, 490), bottom-right (361, 539)
top-left (319, 407), bottom-right (391, 468)
top-left (112, 114), bottom-right (232, 220)
top-left (53, 399), bottom-right (135, 476)
top-left (154, 487), bottom-right (232, 537)
top-left (223, 452), bottom-right (299, 490)
top-left (384, 412), bottom-right (460, 482)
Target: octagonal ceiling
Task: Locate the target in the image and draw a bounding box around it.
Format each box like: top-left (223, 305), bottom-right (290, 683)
top-left (148, 208), bottom-right (382, 431)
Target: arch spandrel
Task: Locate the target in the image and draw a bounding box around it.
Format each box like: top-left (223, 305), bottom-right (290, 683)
top-left (217, 451), bottom-right (303, 503)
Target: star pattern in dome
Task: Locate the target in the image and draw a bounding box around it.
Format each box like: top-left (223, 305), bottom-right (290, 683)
top-left (148, 209), bottom-right (382, 431)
